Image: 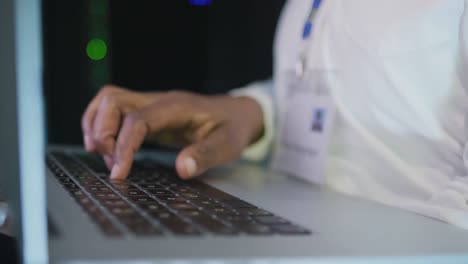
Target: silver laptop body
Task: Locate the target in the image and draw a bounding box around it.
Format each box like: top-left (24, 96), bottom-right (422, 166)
top-left (46, 146), bottom-right (468, 263)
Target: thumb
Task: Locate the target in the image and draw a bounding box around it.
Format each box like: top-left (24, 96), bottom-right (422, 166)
top-left (175, 127), bottom-right (233, 179)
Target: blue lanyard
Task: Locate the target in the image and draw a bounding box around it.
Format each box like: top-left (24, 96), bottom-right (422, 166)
top-left (302, 0), bottom-right (323, 40)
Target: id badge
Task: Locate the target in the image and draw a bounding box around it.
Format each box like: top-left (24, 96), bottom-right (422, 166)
top-left (273, 70), bottom-right (336, 184)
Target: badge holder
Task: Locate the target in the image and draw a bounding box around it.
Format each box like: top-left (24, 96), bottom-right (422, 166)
top-left (273, 69), bottom-right (336, 184)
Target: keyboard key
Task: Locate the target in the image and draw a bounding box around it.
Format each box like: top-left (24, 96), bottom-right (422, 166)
top-left (53, 171), bottom-right (66, 177)
top-left (170, 187), bottom-right (193, 193)
top-left (94, 192), bottom-right (120, 200)
top-left (88, 189), bottom-right (114, 196)
top-left (190, 199), bottom-right (218, 208)
top-left (109, 207), bottom-right (138, 217)
top-left (62, 183), bottom-right (80, 190)
top-left (219, 215), bottom-right (253, 223)
top-left (239, 224), bottom-right (273, 235)
top-left (167, 202), bottom-right (196, 211)
top-left (147, 189), bottom-right (174, 196)
top-left (57, 177), bottom-right (73, 184)
top-left (272, 224), bottom-right (311, 235)
top-left (82, 180), bottom-right (105, 187)
top-left (130, 178), bottom-right (156, 184)
top-left (149, 211), bottom-right (179, 222)
top-left (88, 186), bottom-right (112, 193)
top-left (161, 220), bottom-right (201, 236)
top-left (123, 189), bottom-right (148, 197)
top-left (77, 196), bottom-right (94, 206)
top-left (154, 195), bottom-right (186, 203)
top-left (221, 200), bottom-right (256, 208)
top-left (205, 207), bottom-right (237, 216)
top-left (237, 208), bottom-right (272, 216)
top-left (136, 203), bottom-right (166, 215)
top-left (69, 190), bottom-right (86, 198)
top-left (112, 184), bottom-right (140, 192)
top-left (138, 183), bottom-right (163, 189)
top-left (102, 199), bottom-right (129, 208)
top-left (192, 216), bottom-right (239, 235)
top-left (75, 174), bottom-right (95, 182)
top-left (255, 216), bottom-right (289, 225)
top-left (63, 183), bottom-right (81, 193)
top-left (128, 196), bottom-right (155, 203)
top-left (76, 171), bottom-right (95, 178)
top-left (109, 181), bottom-right (133, 188)
top-left (163, 182), bottom-right (185, 188)
top-left (180, 210), bottom-right (203, 217)
top-left (181, 192), bottom-right (202, 199)
top-left (96, 194), bottom-right (123, 202)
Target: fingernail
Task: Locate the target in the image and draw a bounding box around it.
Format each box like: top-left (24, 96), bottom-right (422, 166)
top-left (184, 157), bottom-right (197, 177)
top-left (110, 163), bottom-right (120, 179)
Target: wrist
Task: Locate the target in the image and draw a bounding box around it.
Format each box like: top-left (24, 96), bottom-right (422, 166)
top-left (210, 94), bottom-right (264, 148)
top-left (231, 96), bottom-right (264, 146)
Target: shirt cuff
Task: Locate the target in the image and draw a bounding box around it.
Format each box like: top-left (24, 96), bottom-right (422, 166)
top-left (229, 80), bottom-right (274, 161)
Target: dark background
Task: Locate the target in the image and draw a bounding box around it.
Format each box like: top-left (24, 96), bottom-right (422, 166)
top-left (43, 0), bottom-right (285, 145)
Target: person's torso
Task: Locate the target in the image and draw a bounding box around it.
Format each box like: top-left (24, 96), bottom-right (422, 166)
top-left (272, 0), bottom-right (468, 201)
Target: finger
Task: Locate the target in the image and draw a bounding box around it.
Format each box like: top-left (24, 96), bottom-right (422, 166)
top-left (92, 87), bottom-right (157, 159)
top-left (110, 102), bottom-right (193, 180)
top-left (103, 155), bottom-right (114, 171)
top-left (110, 112), bottom-right (149, 180)
top-left (81, 94), bottom-right (102, 152)
top-left (82, 85), bottom-right (121, 152)
top-left (92, 93), bottom-right (122, 157)
top-left (175, 126), bottom-right (234, 179)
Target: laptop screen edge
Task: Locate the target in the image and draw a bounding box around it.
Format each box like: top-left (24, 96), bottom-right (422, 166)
top-left (15, 0), bottom-right (48, 262)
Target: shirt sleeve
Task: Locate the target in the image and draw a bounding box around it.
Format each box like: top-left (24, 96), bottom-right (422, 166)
top-left (229, 79), bottom-right (274, 161)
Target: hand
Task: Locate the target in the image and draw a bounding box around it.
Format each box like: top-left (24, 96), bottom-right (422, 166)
top-left (81, 85), bottom-right (264, 180)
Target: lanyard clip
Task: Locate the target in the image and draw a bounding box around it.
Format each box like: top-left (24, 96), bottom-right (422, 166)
top-left (295, 54), bottom-right (307, 78)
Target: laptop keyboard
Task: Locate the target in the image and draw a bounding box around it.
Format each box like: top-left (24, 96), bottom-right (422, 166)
top-left (46, 151), bottom-right (311, 237)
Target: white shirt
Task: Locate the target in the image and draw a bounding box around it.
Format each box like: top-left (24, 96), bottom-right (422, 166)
top-left (231, 0), bottom-right (468, 229)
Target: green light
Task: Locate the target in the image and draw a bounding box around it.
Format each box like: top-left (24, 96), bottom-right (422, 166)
top-left (86, 38), bottom-right (107, 61)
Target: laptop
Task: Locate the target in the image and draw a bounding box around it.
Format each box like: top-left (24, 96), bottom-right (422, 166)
top-left (3, 0), bottom-right (468, 263)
